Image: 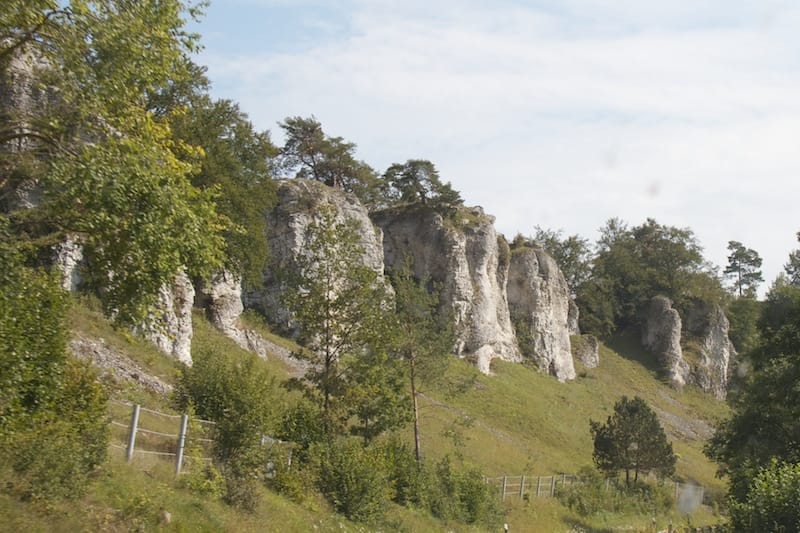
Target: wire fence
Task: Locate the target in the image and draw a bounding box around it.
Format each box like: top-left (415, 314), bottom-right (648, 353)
top-left (107, 400), bottom-right (293, 475)
top-left (107, 399), bottom-right (216, 474)
top-left (486, 472), bottom-right (708, 508)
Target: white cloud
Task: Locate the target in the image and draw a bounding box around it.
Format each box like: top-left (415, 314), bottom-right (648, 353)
top-left (198, 0), bottom-right (800, 287)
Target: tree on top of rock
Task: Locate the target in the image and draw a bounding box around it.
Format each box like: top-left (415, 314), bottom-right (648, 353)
top-left (382, 159), bottom-right (463, 217)
top-left (278, 116), bottom-right (381, 208)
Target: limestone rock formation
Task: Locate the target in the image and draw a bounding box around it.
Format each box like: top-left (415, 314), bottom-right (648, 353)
top-left (141, 271), bottom-right (194, 366)
top-left (70, 334), bottom-right (172, 395)
top-left (0, 43), bottom-right (49, 210)
top-left (507, 247), bottom-right (575, 381)
top-left (641, 296), bottom-right (735, 397)
top-left (568, 299), bottom-right (581, 335)
top-left (53, 235), bottom-right (84, 292)
top-left (641, 296), bottom-right (690, 388)
top-left (196, 269), bottom-right (269, 358)
top-left (372, 206), bottom-right (521, 374)
top-left (573, 334), bottom-right (600, 369)
top-left (246, 179), bottom-right (386, 329)
top-left (685, 302), bottom-right (735, 399)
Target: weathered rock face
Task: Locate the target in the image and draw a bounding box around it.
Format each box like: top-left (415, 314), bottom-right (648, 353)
top-left (196, 269), bottom-right (269, 358)
top-left (372, 206), bottom-right (521, 374)
top-left (568, 299), bottom-right (581, 335)
top-left (573, 334), bottom-right (600, 369)
top-left (507, 247), bottom-right (575, 381)
top-left (1, 44), bottom-right (49, 210)
top-left (245, 179), bottom-right (386, 328)
top-left (641, 296), bottom-right (690, 388)
top-left (685, 302), bottom-right (735, 399)
top-left (641, 296), bottom-right (735, 397)
top-left (53, 235), bottom-right (84, 292)
top-left (141, 271), bottom-right (194, 366)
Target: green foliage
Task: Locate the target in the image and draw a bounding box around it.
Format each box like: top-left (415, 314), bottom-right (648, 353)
top-left (783, 231), bottom-right (800, 286)
top-left (389, 259), bottom-right (455, 464)
top-left (728, 460), bottom-right (800, 533)
top-left (1, 0), bottom-right (227, 327)
top-left (176, 346), bottom-right (278, 511)
top-left (427, 455), bottom-right (502, 526)
top-left (277, 400), bottom-right (325, 464)
top-left (724, 241), bottom-right (764, 297)
top-left (577, 218), bottom-right (723, 337)
top-left (558, 466), bottom-right (674, 517)
top-left (706, 280), bottom-right (800, 501)
top-left (281, 205), bottom-right (403, 437)
top-left (590, 396), bottom-right (676, 486)
top-left (0, 254), bottom-right (108, 500)
top-left (170, 96), bottom-right (277, 285)
top-left (382, 159), bottom-right (464, 217)
top-left (378, 436), bottom-right (428, 506)
top-left (180, 463), bottom-right (224, 498)
top-left (315, 438), bottom-right (389, 523)
top-left (278, 116), bottom-right (381, 207)
top-left (176, 347), bottom-right (277, 463)
top-left (726, 296), bottom-right (761, 355)
top-left (530, 226), bottom-right (593, 291)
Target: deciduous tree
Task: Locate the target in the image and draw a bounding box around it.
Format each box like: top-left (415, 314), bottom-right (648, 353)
top-left (282, 206), bottom-right (405, 436)
top-left (389, 260), bottom-right (455, 466)
top-left (1, 0), bottom-right (227, 326)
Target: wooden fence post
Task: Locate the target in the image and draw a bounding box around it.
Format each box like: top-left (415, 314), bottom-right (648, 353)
top-left (175, 413), bottom-right (188, 474)
top-left (550, 475), bottom-right (557, 496)
top-left (536, 476), bottom-right (541, 497)
top-left (519, 475), bottom-right (525, 498)
top-left (125, 404), bottom-right (140, 463)
top-left (501, 476), bottom-right (507, 501)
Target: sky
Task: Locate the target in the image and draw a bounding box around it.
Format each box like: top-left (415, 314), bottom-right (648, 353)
top-left (190, 0), bottom-right (800, 292)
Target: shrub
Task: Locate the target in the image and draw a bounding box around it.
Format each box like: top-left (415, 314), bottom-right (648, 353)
top-left (1, 264), bottom-right (109, 501)
top-left (428, 455), bottom-right (502, 526)
top-left (315, 439), bottom-right (388, 523)
top-left (378, 436), bottom-right (427, 506)
top-left (557, 466), bottom-right (673, 517)
top-left (729, 460), bottom-right (800, 532)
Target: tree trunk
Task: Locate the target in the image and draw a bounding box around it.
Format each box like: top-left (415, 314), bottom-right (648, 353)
top-left (411, 355), bottom-right (422, 469)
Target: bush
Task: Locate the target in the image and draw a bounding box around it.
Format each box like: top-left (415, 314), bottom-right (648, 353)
top-left (315, 439), bottom-right (388, 523)
top-left (729, 460), bottom-right (800, 532)
top-left (378, 436), bottom-right (427, 506)
top-left (428, 455), bottom-right (502, 526)
top-left (557, 467), bottom-right (673, 517)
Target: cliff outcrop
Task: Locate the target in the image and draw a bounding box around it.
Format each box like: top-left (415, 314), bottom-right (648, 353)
top-left (372, 206), bottom-right (526, 374)
top-left (140, 271), bottom-right (194, 366)
top-left (641, 296), bottom-right (734, 397)
top-left (245, 179), bottom-right (386, 329)
top-left (507, 246), bottom-right (575, 381)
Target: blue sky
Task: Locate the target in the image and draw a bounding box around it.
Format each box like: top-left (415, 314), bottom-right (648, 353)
top-left (190, 0), bottom-right (800, 292)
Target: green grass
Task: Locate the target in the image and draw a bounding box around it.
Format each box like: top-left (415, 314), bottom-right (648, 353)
top-left (10, 299), bottom-right (730, 532)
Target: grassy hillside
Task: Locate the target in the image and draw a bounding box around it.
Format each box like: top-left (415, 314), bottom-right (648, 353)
top-left (1, 300), bottom-right (729, 532)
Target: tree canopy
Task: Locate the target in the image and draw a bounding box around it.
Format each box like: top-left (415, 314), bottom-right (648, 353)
top-left (576, 218), bottom-right (723, 338)
top-left (706, 269), bottom-right (800, 503)
top-left (382, 159), bottom-right (464, 217)
top-left (281, 205), bottom-right (408, 437)
top-left (590, 396), bottom-right (676, 486)
top-left (278, 116), bottom-right (381, 208)
top-left (1, 0), bottom-right (227, 325)
top-left (724, 240), bottom-right (763, 298)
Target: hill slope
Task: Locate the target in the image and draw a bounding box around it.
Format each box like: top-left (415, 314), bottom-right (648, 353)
top-left (1, 300), bottom-right (728, 532)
